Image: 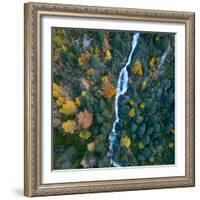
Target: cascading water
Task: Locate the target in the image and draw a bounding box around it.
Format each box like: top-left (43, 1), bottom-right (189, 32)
top-left (157, 43), bottom-right (172, 76)
top-left (109, 33), bottom-right (140, 167)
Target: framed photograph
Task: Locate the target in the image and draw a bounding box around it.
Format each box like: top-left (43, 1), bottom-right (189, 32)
top-left (24, 2), bottom-right (195, 197)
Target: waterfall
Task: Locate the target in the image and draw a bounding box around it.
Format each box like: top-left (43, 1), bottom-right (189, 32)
top-left (108, 33), bottom-right (140, 167)
top-left (157, 43), bottom-right (172, 76)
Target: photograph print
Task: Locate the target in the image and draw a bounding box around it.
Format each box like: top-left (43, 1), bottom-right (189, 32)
top-left (52, 28), bottom-right (175, 169)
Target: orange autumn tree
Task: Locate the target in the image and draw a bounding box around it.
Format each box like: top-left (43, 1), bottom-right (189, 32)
top-left (102, 79), bottom-right (116, 99)
top-left (77, 110), bottom-right (93, 129)
top-left (78, 51), bottom-right (91, 66)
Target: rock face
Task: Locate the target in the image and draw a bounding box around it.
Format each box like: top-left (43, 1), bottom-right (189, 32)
top-left (52, 28), bottom-right (175, 169)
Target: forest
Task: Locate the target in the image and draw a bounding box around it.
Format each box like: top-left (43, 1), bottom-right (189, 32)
top-left (52, 28), bottom-right (175, 169)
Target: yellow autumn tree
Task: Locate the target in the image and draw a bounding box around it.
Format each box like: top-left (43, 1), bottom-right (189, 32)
top-left (62, 120), bottom-right (77, 134)
top-left (132, 60), bottom-right (143, 76)
top-left (103, 36), bottom-right (112, 61)
top-left (129, 108), bottom-right (136, 118)
top-left (59, 100), bottom-right (77, 115)
top-left (149, 57), bottom-right (156, 67)
top-left (87, 142), bottom-right (95, 152)
top-left (53, 83), bottom-right (68, 107)
top-left (79, 131), bottom-right (92, 140)
top-left (120, 135), bottom-right (131, 148)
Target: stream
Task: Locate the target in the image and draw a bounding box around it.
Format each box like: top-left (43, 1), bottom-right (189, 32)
top-left (108, 33), bottom-right (140, 167)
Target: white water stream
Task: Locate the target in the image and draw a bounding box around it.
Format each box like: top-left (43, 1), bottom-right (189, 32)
top-left (108, 33), bottom-right (140, 167)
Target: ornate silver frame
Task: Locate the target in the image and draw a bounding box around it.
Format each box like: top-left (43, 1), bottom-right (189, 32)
top-left (24, 2), bottom-right (195, 197)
